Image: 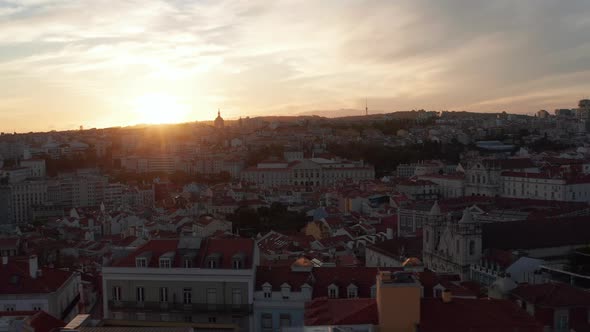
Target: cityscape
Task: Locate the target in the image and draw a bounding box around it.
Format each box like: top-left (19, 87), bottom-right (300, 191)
top-left (2, 1), bottom-right (590, 332)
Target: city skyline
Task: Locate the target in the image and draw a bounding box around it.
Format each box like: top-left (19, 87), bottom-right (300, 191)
top-left (1, 0), bottom-right (590, 132)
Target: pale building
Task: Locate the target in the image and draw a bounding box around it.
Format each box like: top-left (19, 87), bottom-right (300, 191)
top-left (241, 158), bottom-right (374, 188)
top-left (501, 171), bottom-right (590, 202)
top-left (0, 255), bottom-right (81, 322)
top-left (102, 238), bottom-right (257, 330)
top-left (422, 208), bottom-right (483, 279)
top-left (19, 159), bottom-right (46, 178)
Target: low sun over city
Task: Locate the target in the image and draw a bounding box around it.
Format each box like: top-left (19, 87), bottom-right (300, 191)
top-left (1, 1), bottom-right (590, 332)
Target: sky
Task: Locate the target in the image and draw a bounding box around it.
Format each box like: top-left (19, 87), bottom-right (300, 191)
top-left (1, 0), bottom-right (590, 132)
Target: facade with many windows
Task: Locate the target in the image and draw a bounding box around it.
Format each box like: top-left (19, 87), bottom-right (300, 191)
top-left (102, 238), bottom-right (258, 331)
top-left (241, 158), bottom-right (374, 188)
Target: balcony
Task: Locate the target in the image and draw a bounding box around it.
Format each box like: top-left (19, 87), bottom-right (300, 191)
top-left (108, 301), bottom-right (252, 314)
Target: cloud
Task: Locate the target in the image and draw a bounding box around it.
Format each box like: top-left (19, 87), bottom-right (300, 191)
top-left (0, 0), bottom-right (590, 131)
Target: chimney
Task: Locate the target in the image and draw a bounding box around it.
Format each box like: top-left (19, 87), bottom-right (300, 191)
top-left (442, 289), bottom-right (452, 303)
top-left (29, 255), bottom-right (38, 279)
top-left (2, 256), bottom-right (7, 266)
top-left (377, 271), bottom-right (421, 331)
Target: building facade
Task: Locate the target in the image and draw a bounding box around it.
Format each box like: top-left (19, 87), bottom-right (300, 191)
top-left (102, 238), bottom-right (258, 331)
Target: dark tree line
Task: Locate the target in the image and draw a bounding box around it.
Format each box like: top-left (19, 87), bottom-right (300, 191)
top-left (328, 140), bottom-right (465, 177)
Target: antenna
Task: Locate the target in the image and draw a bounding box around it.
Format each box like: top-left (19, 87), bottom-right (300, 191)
top-left (365, 98), bottom-right (368, 116)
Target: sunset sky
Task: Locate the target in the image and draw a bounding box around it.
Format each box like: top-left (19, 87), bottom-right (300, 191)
top-left (1, 0), bottom-right (590, 132)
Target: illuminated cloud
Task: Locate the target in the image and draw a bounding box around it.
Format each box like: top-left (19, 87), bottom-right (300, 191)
top-left (0, 0), bottom-right (589, 131)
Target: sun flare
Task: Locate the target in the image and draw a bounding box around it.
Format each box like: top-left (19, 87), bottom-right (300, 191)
top-left (132, 93), bottom-right (189, 125)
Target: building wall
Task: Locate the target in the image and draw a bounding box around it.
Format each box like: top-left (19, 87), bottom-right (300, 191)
top-left (102, 267), bottom-right (254, 330)
top-left (365, 247), bottom-right (403, 268)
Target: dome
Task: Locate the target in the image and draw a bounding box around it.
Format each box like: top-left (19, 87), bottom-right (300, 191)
top-left (214, 109), bottom-right (225, 128)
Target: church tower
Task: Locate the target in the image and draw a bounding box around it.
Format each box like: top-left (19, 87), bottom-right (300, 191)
top-left (214, 109), bottom-right (225, 129)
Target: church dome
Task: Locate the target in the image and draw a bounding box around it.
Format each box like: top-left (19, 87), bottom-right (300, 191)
top-left (214, 109), bottom-right (224, 128)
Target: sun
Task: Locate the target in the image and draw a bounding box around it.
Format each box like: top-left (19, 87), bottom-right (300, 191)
top-left (132, 93), bottom-right (189, 125)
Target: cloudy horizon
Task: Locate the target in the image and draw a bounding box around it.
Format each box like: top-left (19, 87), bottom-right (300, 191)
top-left (1, 0), bottom-right (590, 132)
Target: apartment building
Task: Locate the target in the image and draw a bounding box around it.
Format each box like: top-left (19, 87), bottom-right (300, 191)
top-left (0, 255), bottom-right (81, 322)
top-left (102, 237), bottom-right (258, 330)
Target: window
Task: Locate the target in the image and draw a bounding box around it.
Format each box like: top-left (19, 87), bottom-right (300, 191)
top-left (302, 284), bottom-right (312, 299)
top-left (208, 317), bottom-right (217, 323)
top-left (208, 259), bottom-right (217, 268)
top-left (556, 313), bottom-right (569, 330)
top-left (469, 241), bottom-right (475, 256)
top-left (112, 286), bottom-right (121, 301)
top-left (207, 288), bottom-right (217, 308)
top-left (136, 257), bottom-right (147, 267)
top-left (161, 313), bottom-right (170, 322)
top-left (328, 285), bottom-right (338, 299)
top-left (184, 257), bottom-right (192, 268)
top-left (3, 304), bottom-right (15, 312)
top-left (32, 304), bottom-right (43, 311)
top-left (159, 287), bottom-right (168, 303)
top-left (347, 285), bottom-right (358, 298)
top-left (136, 312), bottom-right (146, 321)
top-left (262, 313), bottom-right (273, 331)
top-left (281, 283), bottom-right (291, 299)
top-left (280, 314), bottom-right (291, 327)
top-left (263, 284), bottom-right (272, 298)
top-left (136, 287), bottom-right (144, 303)
top-left (232, 288), bottom-right (242, 308)
top-left (370, 285), bottom-right (377, 298)
top-left (183, 288), bottom-right (192, 304)
top-left (233, 259), bottom-right (242, 269)
top-left (159, 258), bottom-right (171, 268)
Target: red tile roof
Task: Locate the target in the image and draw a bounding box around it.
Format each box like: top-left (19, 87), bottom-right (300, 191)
top-left (0, 258), bottom-right (75, 294)
top-left (112, 238), bottom-right (255, 269)
top-left (305, 297), bottom-right (378, 326)
top-left (25, 310), bottom-right (65, 332)
top-left (419, 298), bottom-right (542, 332)
top-left (482, 217), bottom-right (590, 250)
top-left (512, 282), bottom-right (590, 307)
top-left (255, 266), bottom-right (402, 297)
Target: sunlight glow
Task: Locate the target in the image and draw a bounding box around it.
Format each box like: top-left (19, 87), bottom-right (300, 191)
top-left (132, 93), bottom-right (190, 125)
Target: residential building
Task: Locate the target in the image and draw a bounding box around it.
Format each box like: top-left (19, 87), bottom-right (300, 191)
top-left (101, 238), bottom-right (258, 330)
top-left (0, 255), bottom-right (81, 322)
top-left (512, 283), bottom-right (590, 332)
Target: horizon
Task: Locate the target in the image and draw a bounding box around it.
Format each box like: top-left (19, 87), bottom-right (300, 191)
top-left (1, 1), bottom-right (590, 132)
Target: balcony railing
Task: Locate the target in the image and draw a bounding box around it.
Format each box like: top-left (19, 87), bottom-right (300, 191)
top-left (108, 301), bottom-right (252, 314)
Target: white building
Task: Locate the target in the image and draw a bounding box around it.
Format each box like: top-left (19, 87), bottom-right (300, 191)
top-left (241, 158), bottom-right (374, 188)
top-left (464, 158), bottom-right (538, 197)
top-left (102, 238), bottom-right (258, 330)
top-left (0, 255), bottom-right (81, 322)
top-left (20, 159), bottom-right (46, 178)
top-left (417, 173), bottom-right (465, 198)
top-left (500, 171), bottom-right (590, 202)
top-left (4, 179), bottom-right (47, 224)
